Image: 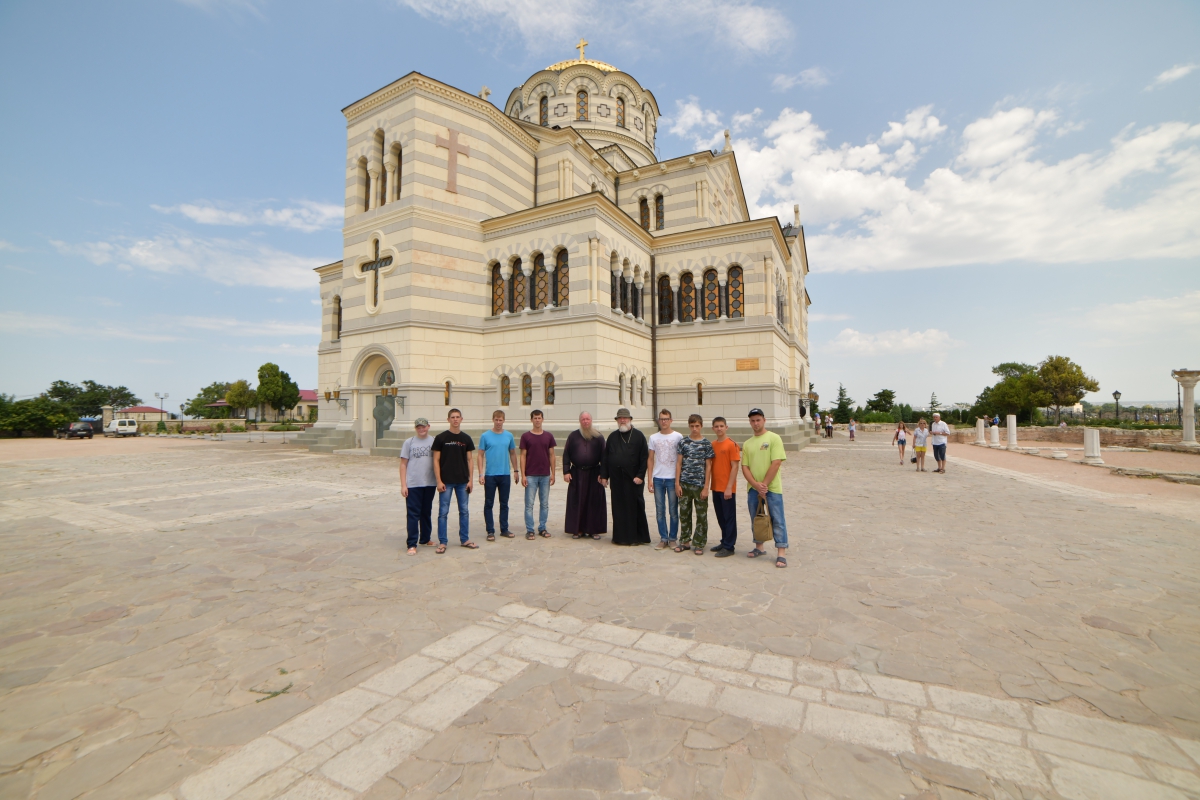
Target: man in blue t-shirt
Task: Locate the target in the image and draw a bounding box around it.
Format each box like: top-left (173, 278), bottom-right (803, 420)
top-left (477, 409), bottom-right (518, 541)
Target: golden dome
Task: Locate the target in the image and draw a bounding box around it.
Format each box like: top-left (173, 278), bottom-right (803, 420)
top-left (545, 57), bottom-right (618, 73)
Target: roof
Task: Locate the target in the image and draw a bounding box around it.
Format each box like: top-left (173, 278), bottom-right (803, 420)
top-left (204, 400), bottom-right (231, 407)
top-left (298, 390), bottom-right (319, 402)
top-left (545, 57), bottom-right (619, 73)
top-left (118, 406), bottom-right (166, 413)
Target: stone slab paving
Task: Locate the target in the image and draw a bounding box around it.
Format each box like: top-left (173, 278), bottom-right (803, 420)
top-left (1, 435), bottom-right (1199, 799)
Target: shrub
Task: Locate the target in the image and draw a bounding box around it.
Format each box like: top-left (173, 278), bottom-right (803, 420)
top-left (213, 421), bottom-right (226, 433)
top-left (156, 420), bottom-right (167, 433)
top-left (269, 424), bottom-right (301, 431)
top-left (231, 425), bottom-right (246, 432)
top-left (860, 412), bottom-right (896, 424)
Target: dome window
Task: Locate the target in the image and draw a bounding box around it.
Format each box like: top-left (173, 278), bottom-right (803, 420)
top-left (576, 90), bottom-right (588, 121)
top-left (616, 97), bottom-right (626, 128)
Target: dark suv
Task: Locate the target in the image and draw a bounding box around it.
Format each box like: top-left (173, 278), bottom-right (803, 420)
top-left (57, 422), bottom-right (95, 440)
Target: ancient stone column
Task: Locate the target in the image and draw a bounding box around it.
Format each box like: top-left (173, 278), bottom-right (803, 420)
top-left (1083, 428), bottom-right (1104, 464)
top-left (988, 424), bottom-right (1000, 448)
top-left (1006, 415), bottom-right (1019, 450)
top-left (1172, 369), bottom-right (1199, 445)
top-left (975, 418), bottom-right (986, 445)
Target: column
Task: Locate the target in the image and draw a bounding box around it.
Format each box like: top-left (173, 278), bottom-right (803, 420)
top-left (384, 159), bottom-right (398, 203)
top-left (718, 271), bottom-right (728, 319)
top-left (1173, 369), bottom-right (1200, 445)
top-left (670, 277), bottom-right (680, 325)
top-left (523, 261), bottom-right (533, 311)
top-left (624, 274), bottom-right (635, 319)
top-left (588, 238), bottom-right (597, 305)
top-left (1083, 428), bottom-right (1104, 464)
top-left (1006, 414), bottom-right (1019, 450)
top-left (368, 167), bottom-right (380, 210)
top-left (988, 424), bottom-right (1000, 447)
top-left (975, 418), bottom-right (986, 445)
top-left (634, 280), bottom-right (644, 323)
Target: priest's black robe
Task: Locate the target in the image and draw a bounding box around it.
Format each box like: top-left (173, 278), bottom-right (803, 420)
top-left (563, 431), bottom-right (607, 535)
top-left (600, 427), bottom-right (651, 545)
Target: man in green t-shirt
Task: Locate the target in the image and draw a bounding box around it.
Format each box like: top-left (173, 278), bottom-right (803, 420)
top-left (740, 408), bottom-right (789, 568)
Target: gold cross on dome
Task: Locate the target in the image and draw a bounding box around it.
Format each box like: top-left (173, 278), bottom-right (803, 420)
top-left (576, 38), bottom-right (588, 60)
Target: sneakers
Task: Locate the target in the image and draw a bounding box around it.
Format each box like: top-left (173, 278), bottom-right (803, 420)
top-left (709, 545), bottom-right (723, 552)
top-left (714, 549), bottom-right (735, 558)
top-left (655, 541), bottom-right (670, 550)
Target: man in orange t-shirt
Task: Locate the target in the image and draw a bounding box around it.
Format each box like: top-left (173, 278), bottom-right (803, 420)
top-left (708, 416), bottom-right (741, 557)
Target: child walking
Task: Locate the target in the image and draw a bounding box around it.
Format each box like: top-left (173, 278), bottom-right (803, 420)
top-left (912, 419), bottom-right (929, 472)
top-left (893, 422), bottom-right (908, 465)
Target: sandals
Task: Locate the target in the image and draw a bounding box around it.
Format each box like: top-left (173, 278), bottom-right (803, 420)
top-left (462, 541), bottom-right (479, 549)
top-left (526, 532), bottom-right (536, 540)
top-left (486, 533), bottom-right (496, 542)
top-left (747, 548), bottom-right (767, 558)
top-left (673, 544), bottom-right (687, 553)
top-left (406, 547), bottom-right (417, 556)
top-left (693, 547), bottom-right (704, 555)
top-left (571, 533), bottom-right (582, 540)
top-left (590, 534), bottom-right (602, 540)
top-left (776, 557), bottom-right (787, 568)
top-left (435, 544), bottom-right (447, 554)
top-left (539, 530), bottom-right (551, 538)
top-left (500, 532), bottom-right (515, 538)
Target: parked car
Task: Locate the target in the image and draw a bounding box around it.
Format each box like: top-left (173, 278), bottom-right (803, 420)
top-left (103, 419), bottom-right (139, 437)
top-left (56, 422), bottom-right (95, 439)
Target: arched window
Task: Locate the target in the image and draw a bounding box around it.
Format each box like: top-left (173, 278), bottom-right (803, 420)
top-left (358, 157), bottom-right (369, 213)
top-left (386, 142), bottom-right (402, 204)
top-left (379, 163), bottom-right (387, 208)
top-left (508, 259), bottom-right (526, 313)
top-left (640, 378), bottom-right (646, 405)
top-left (620, 276), bottom-right (629, 314)
top-left (539, 95), bottom-right (549, 127)
top-left (544, 373), bottom-right (555, 405)
top-left (658, 275), bottom-right (673, 323)
top-left (611, 267), bottom-right (620, 311)
top-left (521, 374), bottom-right (532, 405)
top-left (679, 272), bottom-right (696, 322)
top-left (555, 249), bottom-right (569, 307)
top-left (490, 264), bottom-right (504, 316)
top-left (333, 295), bottom-right (342, 340)
top-left (697, 383), bottom-right (704, 406)
top-left (444, 381), bottom-right (451, 406)
top-left (639, 198), bottom-right (650, 230)
top-left (616, 97), bottom-right (626, 128)
top-left (727, 266), bottom-right (744, 318)
top-left (500, 375), bottom-right (511, 406)
top-left (702, 269), bottom-right (720, 320)
top-left (576, 90), bottom-right (588, 121)
top-left (533, 253), bottom-right (549, 310)
top-left (655, 194), bottom-right (664, 230)
top-left (777, 291), bottom-right (786, 325)
top-left (618, 373), bottom-right (625, 404)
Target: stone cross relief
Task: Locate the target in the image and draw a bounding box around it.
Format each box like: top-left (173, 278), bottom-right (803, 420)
top-left (435, 128), bottom-right (471, 193)
top-left (359, 241), bottom-right (393, 311)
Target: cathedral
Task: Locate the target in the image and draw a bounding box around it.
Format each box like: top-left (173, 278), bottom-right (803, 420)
top-left (300, 44), bottom-right (814, 455)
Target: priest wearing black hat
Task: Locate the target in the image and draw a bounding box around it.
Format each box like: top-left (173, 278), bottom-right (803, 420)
top-left (599, 407), bottom-right (651, 546)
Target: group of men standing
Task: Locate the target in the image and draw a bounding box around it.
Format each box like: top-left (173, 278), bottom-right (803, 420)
top-left (398, 406), bottom-right (791, 568)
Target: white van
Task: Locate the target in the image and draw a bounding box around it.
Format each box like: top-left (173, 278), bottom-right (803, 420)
top-left (104, 419), bottom-right (139, 437)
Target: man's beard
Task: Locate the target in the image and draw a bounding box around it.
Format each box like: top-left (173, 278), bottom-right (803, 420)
top-left (617, 422), bottom-right (631, 432)
top-left (579, 425), bottom-right (596, 440)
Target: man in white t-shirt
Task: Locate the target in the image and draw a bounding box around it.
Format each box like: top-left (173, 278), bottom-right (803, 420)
top-left (930, 412), bottom-right (951, 474)
top-left (646, 409), bottom-right (683, 550)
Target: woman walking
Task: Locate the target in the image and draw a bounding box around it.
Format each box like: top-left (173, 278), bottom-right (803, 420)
top-left (848, 419), bottom-right (856, 442)
top-left (893, 421), bottom-right (908, 465)
top-left (912, 419), bottom-right (929, 472)
top-left (825, 416), bottom-right (834, 439)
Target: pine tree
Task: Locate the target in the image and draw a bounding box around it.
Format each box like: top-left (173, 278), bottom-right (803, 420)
top-left (834, 384), bottom-right (854, 424)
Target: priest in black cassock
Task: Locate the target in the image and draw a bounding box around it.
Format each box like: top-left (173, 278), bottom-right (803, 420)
top-left (563, 412), bottom-right (607, 540)
top-left (599, 408), bottom-right (651, 546)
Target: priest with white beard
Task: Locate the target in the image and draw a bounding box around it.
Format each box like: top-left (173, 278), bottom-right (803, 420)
top-left (599, 408), bottom-right (651, 546)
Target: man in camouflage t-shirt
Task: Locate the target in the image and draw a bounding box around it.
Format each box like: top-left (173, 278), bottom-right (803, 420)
top-left (675, 414), bottom-right (715, 553)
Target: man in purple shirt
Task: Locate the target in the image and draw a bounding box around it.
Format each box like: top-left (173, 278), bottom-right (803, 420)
top-left (520, 410), bottom-right (557, 540)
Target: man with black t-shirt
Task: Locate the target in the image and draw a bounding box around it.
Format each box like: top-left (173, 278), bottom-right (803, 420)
top-left (432, 408), bottom-right (476, 552)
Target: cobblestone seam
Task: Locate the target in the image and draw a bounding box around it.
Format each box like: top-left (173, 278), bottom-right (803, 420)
top-left (154, 603), bottom-right (1200, 800)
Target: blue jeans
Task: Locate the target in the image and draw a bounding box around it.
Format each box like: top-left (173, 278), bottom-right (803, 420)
top-left (524, 475), bottom-right (550, 533)
top-left (437, 483), bottom-right (470, 544)
top-left (712, 493), bottom-right (737, 551)
top-left (747, 491), bottom-right (788, 549)
top-left (484, 474), bottom-right (512, 534)
top-left (653, 478), bottom-right (679, 542)
top-left (406, 485), bottom-right (436, 548)
top-left (932, 443), bottom-right (947, 463)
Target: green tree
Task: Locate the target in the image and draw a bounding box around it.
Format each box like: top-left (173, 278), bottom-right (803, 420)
top-left (255, 363), bottom-right (300, 420)
top-left (47, 380), bottom-right (141, 418)
top-left (1037, 355), bottom-right (1099, 423)
top-left (225, 380), bottom-right (257, 419)
top-left (866, 389), bottom-right (896, 413)
top-left (184, 381), bottom-right (233, 419)
top-left (833, 384), bottom-right (854, 424)
top-left (0, 395), bottom-right (74, 435)
top-left (928, 392), bottom-right (940, 416)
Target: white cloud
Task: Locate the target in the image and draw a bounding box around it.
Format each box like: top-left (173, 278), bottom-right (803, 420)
top-left (773, 67), bottom-right (829, 91)
top-left (732, 108), bottom-right (762, 133)
top-left (51, 232), bottom-right (325, 289)
top-left (153, 200), bottom-right (342, 233)
top-left (827, 328), bottom-right (960, 358)
top-left (731, 102), bottom-right (1200, 271)
top-left (396, 0), bottom-right (788, 53)
top-left (0, 312), bottom-right (176, 342)
top-left (0, 240), bottom-right (25, 252)
top-left (1146, 63), bottom-right (1198, 91)
top-left (1083, 291), bottom-right (1200, 341)
top-left (667, 97), bottom-right (722, 138)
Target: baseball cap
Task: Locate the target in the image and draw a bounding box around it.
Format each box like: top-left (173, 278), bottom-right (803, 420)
top-left (414, 417), bottom-right (430, 427)
top-left (747, 408), bottom-right (765, 418)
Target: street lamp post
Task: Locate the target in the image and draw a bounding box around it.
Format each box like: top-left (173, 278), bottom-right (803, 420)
top-left (1112, 390), bottom-right (1121, 425)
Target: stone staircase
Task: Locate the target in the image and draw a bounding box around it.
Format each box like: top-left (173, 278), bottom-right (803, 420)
top-left (288, 427), bottom-right (358, 454)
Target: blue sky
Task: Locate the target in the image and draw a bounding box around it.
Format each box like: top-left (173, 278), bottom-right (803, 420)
top-left (1, 0), bottom-right (1197, 412)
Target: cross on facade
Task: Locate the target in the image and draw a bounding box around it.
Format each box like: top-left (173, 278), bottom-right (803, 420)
top-left (435, 128), bottom-right (471, 194)
top-left (576, 37), bottom-right (588, 60)
top-left (479, 86), bottom-right (491, 100)
top-left (361, 241), bottom-right (393, 308)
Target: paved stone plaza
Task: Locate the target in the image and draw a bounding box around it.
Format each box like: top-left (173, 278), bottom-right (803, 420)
top-left (1, 433), bottom-right (1199, 799)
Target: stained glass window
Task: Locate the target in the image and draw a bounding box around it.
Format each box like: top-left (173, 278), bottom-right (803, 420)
top-left (555, 250), bottom-right (569, 307)
top-left (620, 278), bottom-right (629, 314)
top-left (539, 96), bottom-right (549, 127)
top-left (655, 194), bottom-right (664, 230)
top-left (491, 264), bottom-right (504, 316)
top-left (500, 375), bottom-right (510, 406)
top-left (509, 259), bottom-right (526, 312)
top-left (576, 90), bottom-right (588, 121)
top-left (521, 374), bottom-right (532, 405)
top-left (616, 97), bottom-right (625, 128)
top-left (611, 269), bottom-right (619, 310)
top-left (658, 276), bottom-right (673, 323)
top-left (544, 373), bottom-right (555, 405)
top-left (728, 266), bottom-right (744, 318)
top-left (703, 269), bottom-right (720, 320)
top-left (639, 198), bottom-right (649, 230)
top-left (444, 381), bottom-right (451, 406)
top-left (679, 272), bottom-right (696, 322)
top-left (697, 383), bottom-right (703, 406)
top-left (534, 254), bottom-right (548, 310)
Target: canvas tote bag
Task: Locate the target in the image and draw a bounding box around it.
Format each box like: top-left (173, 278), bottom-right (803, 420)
top-left (752, 496), bottom-right (773, 543)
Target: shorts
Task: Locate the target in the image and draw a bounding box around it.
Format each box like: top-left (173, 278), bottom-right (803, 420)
top-left (914, 446), bottom-right (926, 453)
top-left (933, 443), bottom-right (947, 461)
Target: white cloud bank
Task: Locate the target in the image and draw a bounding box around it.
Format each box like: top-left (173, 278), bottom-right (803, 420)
top-left (52, 232), bottom-right (325, 289)
top-left (153, 200), bottom-right (342, 233)
top-left (773, 67), bottom-right (829, 91)
top-left (1083, 290), bottom-right (1200, 341)
top-left (1146, 63), bottom-right (1198, 91)
top-left (678, 101), bottom-right (1200, 272)
top-left (827, 328), bottom-right (960, 357)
